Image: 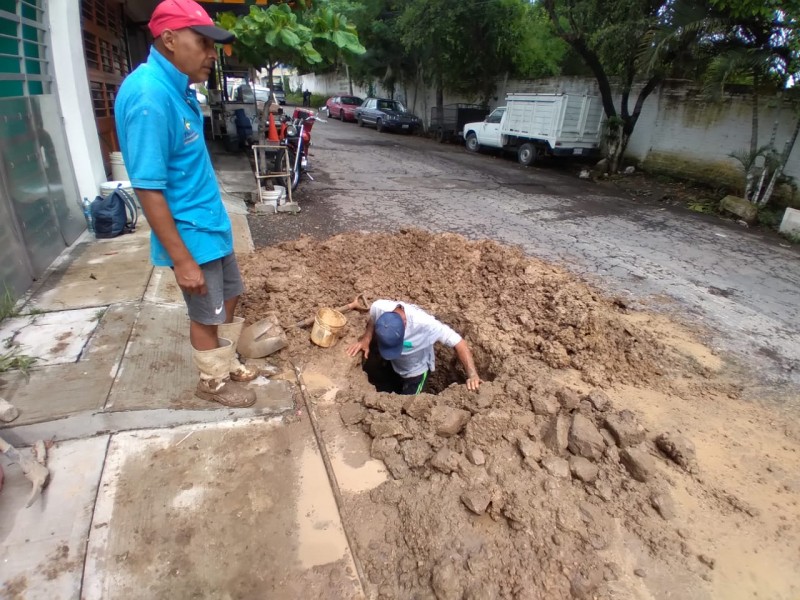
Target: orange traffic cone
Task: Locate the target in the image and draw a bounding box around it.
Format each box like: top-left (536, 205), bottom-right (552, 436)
top-left (267, 113), bottom-right (279, 142)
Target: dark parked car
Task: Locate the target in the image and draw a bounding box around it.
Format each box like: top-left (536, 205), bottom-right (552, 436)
top-left (355, 98), bottom-right (420, 133)
top-left (325, 95), bottom-right (363, 122)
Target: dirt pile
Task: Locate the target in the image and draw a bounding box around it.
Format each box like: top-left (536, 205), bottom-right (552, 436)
top-left (335, 381), bottom-right (707, 599)
top-left (239, 229), bottom-right (672, 389)
top-left (236, 230), bottom-right (734, 599)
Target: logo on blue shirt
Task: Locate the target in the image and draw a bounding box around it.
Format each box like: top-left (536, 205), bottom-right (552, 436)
top-left (183, 118), bottom-right (199, 144)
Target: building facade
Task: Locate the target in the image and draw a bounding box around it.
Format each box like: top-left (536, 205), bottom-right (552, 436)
top-left (0, 0), bottom-right (255, 300)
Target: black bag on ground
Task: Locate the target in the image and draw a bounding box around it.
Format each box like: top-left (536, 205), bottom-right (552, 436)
top-left (91, 186), bottom-right (138, 238)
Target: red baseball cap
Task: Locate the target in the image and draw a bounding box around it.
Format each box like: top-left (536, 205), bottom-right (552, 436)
top-left (149, 0), bottom-right (235, 43)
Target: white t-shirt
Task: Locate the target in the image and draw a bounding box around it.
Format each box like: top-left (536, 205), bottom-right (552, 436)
top-left (370, 299), bottom-right (462, 378)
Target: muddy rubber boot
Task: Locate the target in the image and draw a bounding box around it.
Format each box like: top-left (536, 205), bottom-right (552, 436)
top-left (193, 339), bottom-right (256, 408)
top-left (218, 317), bottom-right (260, 382)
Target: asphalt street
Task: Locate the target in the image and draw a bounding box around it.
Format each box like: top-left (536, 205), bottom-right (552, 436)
top-left (248, 113), bottom-right (800, 402)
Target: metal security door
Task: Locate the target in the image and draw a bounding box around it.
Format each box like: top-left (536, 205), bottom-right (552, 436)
top-left (0, 0), bottom-right (84, 298)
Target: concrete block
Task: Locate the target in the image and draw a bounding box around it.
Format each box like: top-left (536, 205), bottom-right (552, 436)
top-left (277, 202), bottom-right (301, 214)
top-left (779, 207), bottom-right (800, 236)
top-left (720, 195), bottom-right (758, 224)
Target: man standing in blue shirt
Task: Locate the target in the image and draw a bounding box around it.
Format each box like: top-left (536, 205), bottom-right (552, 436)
top-left (116, 0), bottom-right (258, 407)
top-left (346, 299), bottom-right (483, 394)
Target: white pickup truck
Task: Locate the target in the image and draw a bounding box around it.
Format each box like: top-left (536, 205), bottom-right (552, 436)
top-left (462, 93), bottom-right (605, 165)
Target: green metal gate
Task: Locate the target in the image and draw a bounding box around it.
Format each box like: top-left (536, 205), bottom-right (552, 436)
top-left (0, 0), bottom-right (84, 301)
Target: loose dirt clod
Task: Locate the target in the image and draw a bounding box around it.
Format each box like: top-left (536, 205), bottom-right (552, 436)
top-left (656, 431), bottom-right (698, 472)
top-left (239, 230), bottom-right (795, 599)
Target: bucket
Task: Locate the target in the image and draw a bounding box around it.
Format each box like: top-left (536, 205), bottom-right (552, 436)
top-left (310, 307), bottom-right (347, 348)
top-left (100, 180), bottom-right (140, 209)
top-left (109, 152), bottom-right (129, 181)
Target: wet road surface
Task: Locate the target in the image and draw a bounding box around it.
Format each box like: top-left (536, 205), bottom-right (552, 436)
top-left (248, 113), bottom-right (800, 401)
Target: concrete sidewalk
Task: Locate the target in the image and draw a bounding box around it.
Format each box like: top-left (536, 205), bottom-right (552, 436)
top-left (0, 151), bottom-right (365, 599)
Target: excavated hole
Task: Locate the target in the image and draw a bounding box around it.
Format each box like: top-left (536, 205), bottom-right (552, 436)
top-left (361, 340), bottom-right (497, 395)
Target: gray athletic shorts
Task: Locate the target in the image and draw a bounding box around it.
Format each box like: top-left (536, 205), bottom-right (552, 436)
top-left (180, 253), bottom-right (244, 325)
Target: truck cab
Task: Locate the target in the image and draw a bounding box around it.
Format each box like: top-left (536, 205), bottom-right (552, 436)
top-left (463, 107), bottom-right (505, 152)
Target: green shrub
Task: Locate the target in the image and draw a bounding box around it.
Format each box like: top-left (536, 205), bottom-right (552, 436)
top-left (757, 207), bottom-right (784, 229)
top-left (781, 230), bottom-right (800, 244)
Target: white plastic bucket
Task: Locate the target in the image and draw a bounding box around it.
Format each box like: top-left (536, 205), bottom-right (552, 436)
top-left (109, 152), bottom-right (129, 181)
top-left (100, 180), bottom-right (140, 209)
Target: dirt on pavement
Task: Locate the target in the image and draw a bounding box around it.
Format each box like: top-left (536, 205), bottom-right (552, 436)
top-left (239, 229), bottom-right (800, 600)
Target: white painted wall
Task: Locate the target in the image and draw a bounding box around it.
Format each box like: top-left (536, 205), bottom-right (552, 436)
top-left (296, 72), bottom-right (800, 198)
top-left (48, 0), bottom-right (106, 203)
top-left (630, 83), bottom-right (800, 183)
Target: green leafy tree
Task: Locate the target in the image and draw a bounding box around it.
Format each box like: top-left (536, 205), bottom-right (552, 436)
top-left (332, 0), bottom-right (416, 99)
top-left (396, 0), bottom-right (568, 125)
top-left (648, 0), bottom-right (800, 203)
top-left (542, 0), bottom-right (716, 172)
top-left (706, 0), bottom-right (800, 205)
top-left (218, 2), bottom-right (365, 95)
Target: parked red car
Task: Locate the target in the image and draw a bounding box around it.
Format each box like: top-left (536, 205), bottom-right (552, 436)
top-left (325, 95), bottom-right (363, 122)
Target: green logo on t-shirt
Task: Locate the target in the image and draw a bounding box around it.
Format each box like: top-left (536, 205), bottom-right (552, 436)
top-left (403, 341), bottom-right (413, 348)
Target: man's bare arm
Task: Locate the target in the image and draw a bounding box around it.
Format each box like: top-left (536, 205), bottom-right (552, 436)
top-left (454, 339), bottom-right (482, 391)
top-left (135, 189), bottom-right (206, 295)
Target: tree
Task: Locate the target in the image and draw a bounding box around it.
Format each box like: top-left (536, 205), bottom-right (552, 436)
top-left (396, 0), bottom-right (567, 124)
top-left (648, 0), bottom-right (800, 204)
top-left (704, 0), bottom-right (800, 205)
top-left (218, 2), bottom-right (365, 95)
top-left (542, 0), bottom-right (714, 172)
top-left (328, 0), bottom-right (412, 98)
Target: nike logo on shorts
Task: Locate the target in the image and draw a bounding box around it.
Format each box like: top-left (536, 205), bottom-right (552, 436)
top-left (215, 304), bottom-right (224, 315)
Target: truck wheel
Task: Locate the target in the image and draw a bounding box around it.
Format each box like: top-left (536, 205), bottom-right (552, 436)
top-left (518, 143), bottom-right (536, 166)
top-left (465, 132), bottom-right (479, 153)
top-left (436, 128), bottom-right (446, 143)
top-left (376, 118), bottom-right (385, 132)
top-left (358, 116), bottom-right (365, 127)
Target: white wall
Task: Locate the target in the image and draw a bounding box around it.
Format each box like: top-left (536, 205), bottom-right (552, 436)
top-left (48, 0), bottom-right (106, 203)
top-left (295, 72), bottom-right (800, 198)
top-left (630, 83), bottom-right (800, 186)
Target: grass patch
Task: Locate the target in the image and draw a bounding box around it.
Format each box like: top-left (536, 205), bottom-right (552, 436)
top-left (687, 199), bottom-right (719, 214)
top-left (0, 345), bottom-right (37, 378)
top-left (284, 92), bottom-right (328, 109)
top-left (0, 286), bottom-right (20, 321)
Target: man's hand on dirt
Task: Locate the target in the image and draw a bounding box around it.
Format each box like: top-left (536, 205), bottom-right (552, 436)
top-left (174, 259), bottom-right (207, 295)
top-left (466, 375), bottom-right (483, 392)
top-left (346, 338), bottom-right (370, 359)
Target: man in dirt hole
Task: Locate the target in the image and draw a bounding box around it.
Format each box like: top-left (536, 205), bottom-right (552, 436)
top-left (115, 0), bottom-right (259, 408)
top-left (346, 300), bottom-right (483, 394)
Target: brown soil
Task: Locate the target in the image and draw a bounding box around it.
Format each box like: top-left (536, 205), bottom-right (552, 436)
top-left (239, 230), bottom-right (800, 600)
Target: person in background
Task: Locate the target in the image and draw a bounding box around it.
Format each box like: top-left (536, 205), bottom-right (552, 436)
top-left (115, 0), bottom-right (259, 407)
top-left (302, 89), bottom-right (312, 107)
top-left (347, 299), bottom-right (483, 394)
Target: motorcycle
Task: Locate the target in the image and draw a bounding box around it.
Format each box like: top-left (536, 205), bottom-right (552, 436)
top-left (278, 108), bottom-right (326, 191)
